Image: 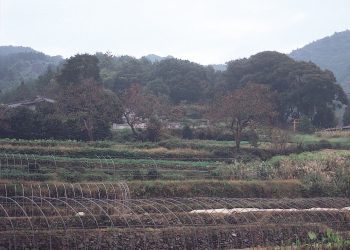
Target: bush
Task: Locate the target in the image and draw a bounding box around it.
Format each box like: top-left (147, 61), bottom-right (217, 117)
top-left (145, 117), bottom-right (162, 142)
top-left (182, 125), bottom-right (193, 139)
top-left (270, 128), bottom-right (291, 152)
top-left (128, 180), bottom-right (304, 198)
top-left (59, 171), bottom-right (82, 182)
top-left (333, 168), bottom-right (350, 197)
top-left (312, 107), bottom-right (336, 128)
top-left (132, 169), bottom-right (144, 180)
top-left (28, 162), bottom-right (40, 172)
top-left (112, 129), bottom-right (136, 142)
top-left (147, 169), bottom-right (160, 180)
top-left (302, 172), bottom-right (331, 196)
top-left (298, 116), bottom-right (315, 134)
top-left (343, 105), bottom-right (350, 126)
top-left (318, 139), bottom-right (332, 148)
top-left (212, 149), bottom-right (232, 157)
top-left (246, 129), bottom-right (259, 148)
top-left (83, 173), bottom-right (108, 181)
top-left (2, 172), bottom-right (51, 181)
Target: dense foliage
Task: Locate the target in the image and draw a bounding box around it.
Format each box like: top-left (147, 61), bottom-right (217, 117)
top-left (290, 30), bottom-right (350, 92)
top-left (1, 54), bottom-right (122, 140)
top-left (224, 51), bottom-right (347, 127)
top-left (0, 46), bottom-right (62, 92)
top-left (0, 47), bottom-right (348, 141)
top-left (96, 53), bottom-right (217, 103)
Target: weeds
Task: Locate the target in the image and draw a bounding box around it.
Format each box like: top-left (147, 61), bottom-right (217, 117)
top-left (300, 229), bottom-right (350, 249)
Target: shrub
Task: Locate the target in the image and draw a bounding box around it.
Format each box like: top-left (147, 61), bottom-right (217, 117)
top-left (270, 128), bottom-right (291, 152)
top-left (83, 173), bottom-right (108, 181)
top-left (112, 129), bottom-right (136, 142)
top-left (145, 117), bottom-right (162, 142)
top-left (298, 116), bottom-right (315, 134)
top-left (256, 162), bottom-right (274, 180)
top-left (28, 162), bottom-right (40, 172)
top-left (312, 107), bottom-right (336, 128)
top-left (147, 169), bottom-right (160, 180)
top-left (59, 171), bottom-right (82, 182)
top-left (333, 168), bottom-right (350, 197)
top-left (212, 148), bottom-right (233, 157)
top-left (318, 139), bottom-right (332, 148)
top-left (2, 172), bottom-right (51, 181)
top-left (246, 129), bottom-right (259, 148)
top-left (182, 125), bottom-right (193, 139)
top-left (132, 169), bottom-right (144, 180)
top-left (344, 105), bottom-right (350, 126)
top-left (302, 172), bottom-right (331, 197)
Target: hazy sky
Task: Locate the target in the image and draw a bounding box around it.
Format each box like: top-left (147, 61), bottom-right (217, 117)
top-left (0, 0), bottom-right (349, 64)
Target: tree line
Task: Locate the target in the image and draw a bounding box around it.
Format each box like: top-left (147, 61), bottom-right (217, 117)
top-left (0, 51), bottom-right (347, 145)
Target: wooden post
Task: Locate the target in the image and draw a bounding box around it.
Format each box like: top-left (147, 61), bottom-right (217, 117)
top-left (293, 119), bottom-right (300, 132)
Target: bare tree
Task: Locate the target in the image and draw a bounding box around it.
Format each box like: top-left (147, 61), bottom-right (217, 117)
top-left (120, 84), bottom-right (160, 138)
top-left (210, 83), bottom-right (277, 151)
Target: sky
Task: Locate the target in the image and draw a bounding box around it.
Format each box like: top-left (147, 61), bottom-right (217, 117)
top-left (0, 0), bottom-right (349, 65)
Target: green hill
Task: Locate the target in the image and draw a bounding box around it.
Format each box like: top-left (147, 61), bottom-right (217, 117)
top-left (290, 30), bottom-right (350, 93)
top-left (0, 46), bottom-right (63, 92)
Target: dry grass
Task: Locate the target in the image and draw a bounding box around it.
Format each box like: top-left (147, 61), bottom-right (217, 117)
top-left (133, 147), bottom-right (209, 157)
top-left (269, 149), bottom-right (350, 180)
top-left (315, 130), bottom-right (350, 138)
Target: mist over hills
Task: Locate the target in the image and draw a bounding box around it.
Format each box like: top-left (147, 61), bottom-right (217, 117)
top-left (0, 46), bottom-right (63, 92)
top-left (143, 54), bottom-right (226, 71)
top-left (0, 43), bottom-right (346, 132)
top-left (0, 45), bottom-right (37, 56)
top-left (1, 30), bottom-right (350, 94)
top-left (290, 30), bottom-right (350, 92)
top-left (143, 54), bottom-right (174, 63)
top-left (210, 64), bottom-right (227, 71)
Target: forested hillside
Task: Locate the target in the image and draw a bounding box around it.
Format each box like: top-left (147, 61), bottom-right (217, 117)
top-left (0, 50), bottom-right (345, 141)
top-left (0, 46), bottom-right (63, 92)
top-left (290, 30), bottom-right (350, 93)
top-left (0, 46), bottom-right (36, 55)
top-left (95, 53), bottom-right (219, 103)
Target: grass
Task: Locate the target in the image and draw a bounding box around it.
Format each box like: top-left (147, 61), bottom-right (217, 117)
top-left (0, 140), bottom-right (219, 159)
top-left (128, 179), bottom-right (305, 198)
top-left (268, 149), bottom-right (350, 168)
top-left (294, 133), bottom-right (350, 146)
top-left (0, 153), bottom-right (219, 169)
top-left (1, 135), bottom-right (350, 247)
top-left (0, 137), bottom-right (263, 158)
top-left (0, 136), bottom-right (350, 197)
top-left (2, 142), bottom-right (350, 184)
top-left (0, 152), bottom-right (223, 182)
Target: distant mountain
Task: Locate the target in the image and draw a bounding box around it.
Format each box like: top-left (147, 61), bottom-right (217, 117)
top-left (143, 54), bottom-right (228, 72)
top-left (0, 45), bottom-right (37, 56)
top-left (143, 54), bottom-right (174, 63)
top-left (210, 64), bottom-right (227, 71)
top-left (0, 46), bottom-right (63, 92)
top-left (290, 30), bottom-right (350, 92)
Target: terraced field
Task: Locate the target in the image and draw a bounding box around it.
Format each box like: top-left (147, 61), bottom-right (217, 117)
top-left (0, 138), bottom-right (349, 249)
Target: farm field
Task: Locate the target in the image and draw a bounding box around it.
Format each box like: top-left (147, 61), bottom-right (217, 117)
top-left (2, 5), bottom-right (350, 248)
top-left (0, 134), bottom-right (350, 249)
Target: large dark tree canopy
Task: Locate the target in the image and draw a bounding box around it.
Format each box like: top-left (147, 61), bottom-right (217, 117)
top-left (95, 54), bottom-right (216, 104)
top-left (1, 50), bottom-right (349, 135)
top-left (290, 30), bottom-right (350, 93)
top-left (224, 51), bottom-right (347, 126)
top-left (57, 54), bottom-right (100, 85)
top-left (151, 58), bottom-right (215, 103)
top-left (97, 54), bottom-right (153, 93)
